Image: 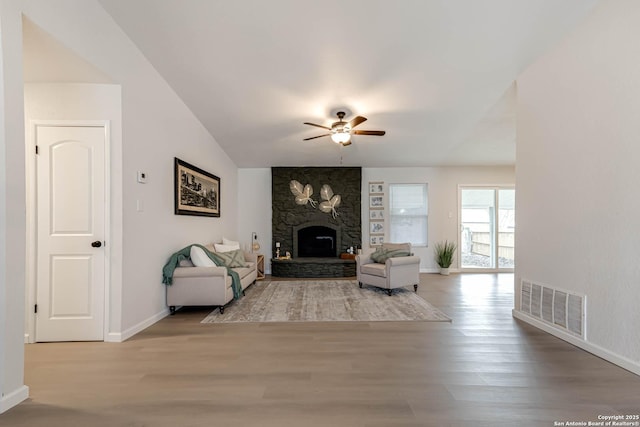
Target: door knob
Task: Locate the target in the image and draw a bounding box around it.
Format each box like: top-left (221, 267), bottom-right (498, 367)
top-left (91, 241), bottom-right (102, 248)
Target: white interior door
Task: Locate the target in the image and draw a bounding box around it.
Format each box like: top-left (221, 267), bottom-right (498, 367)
top-left (36, 125), bottom-right (106, 342)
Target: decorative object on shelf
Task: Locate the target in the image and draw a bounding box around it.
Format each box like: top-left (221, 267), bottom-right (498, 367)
top-left (434, 240), bottom-right (457, 275)
top-left (319, 184), bottom-right (341, 219)
top-left (174, 157), bottom-right (220, 217)
top-left (275, 251), bottom-right (291, 261)
top-left (251, 232), bottom-right (261, 253)
top-left (289, 180), bottom-right (317, 207)
top-left (275, 241), bottom-right (280, 259)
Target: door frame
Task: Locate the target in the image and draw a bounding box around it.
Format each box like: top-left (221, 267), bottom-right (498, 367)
top-left (26, 120), bottom-right (111, 343)
top-left (457, 184), bottom-right (515, 273)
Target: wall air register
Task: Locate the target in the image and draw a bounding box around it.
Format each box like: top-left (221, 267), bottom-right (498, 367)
top-left (519, 279), bottom-right (586, 339)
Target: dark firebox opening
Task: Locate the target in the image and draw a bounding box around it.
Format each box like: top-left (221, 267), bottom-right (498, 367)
top-left (297, 226), bottom-right (337, 257)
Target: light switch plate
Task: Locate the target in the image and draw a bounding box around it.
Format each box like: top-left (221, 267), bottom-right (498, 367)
top-left (137, 171), bottom-right (147, 183)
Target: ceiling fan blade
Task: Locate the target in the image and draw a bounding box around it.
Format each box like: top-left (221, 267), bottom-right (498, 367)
top-left (341, 140), bottom-right (352, 147)
top-left (304, 122), bottom-right (332, 131)
top-left (348, 116), bottom-right (367, 129)
top-left (353, 130), bottom-right (386, 136)
top-left (303, 134), bottom-right (331, 141)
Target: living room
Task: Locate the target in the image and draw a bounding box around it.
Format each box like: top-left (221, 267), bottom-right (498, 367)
top-left (2, 0), bottom-right (640, 424)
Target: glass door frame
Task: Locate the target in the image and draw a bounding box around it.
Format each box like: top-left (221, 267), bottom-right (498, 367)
top-left (458, 185), bottom-right (515, 273)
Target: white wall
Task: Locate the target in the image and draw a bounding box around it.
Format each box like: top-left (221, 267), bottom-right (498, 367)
top-left (237, 168), bottom-right (272, 262)
top-left (238, 167), bottom-right (515, 274)
top-left (516, 0), bottom-right (640, 371)
top-left (23, 83), bottom-right (123, 341)
top-left (1, 0), bottom-right (240, 411)
top-left (0, 0), bottom-right (29, 413)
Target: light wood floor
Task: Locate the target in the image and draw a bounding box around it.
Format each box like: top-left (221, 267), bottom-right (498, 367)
top-left (2, 274), bottom-right (639, 426)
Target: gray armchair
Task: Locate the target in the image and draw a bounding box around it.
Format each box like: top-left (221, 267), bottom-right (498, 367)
top-left (356, 242), bottom-right (420, 295)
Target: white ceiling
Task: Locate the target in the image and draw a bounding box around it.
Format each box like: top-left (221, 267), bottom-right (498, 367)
top-left (97, 0), bottom-right (597, 168)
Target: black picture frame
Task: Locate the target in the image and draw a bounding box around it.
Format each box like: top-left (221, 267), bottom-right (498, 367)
top-left (174, 157), bottom-right (220, 217)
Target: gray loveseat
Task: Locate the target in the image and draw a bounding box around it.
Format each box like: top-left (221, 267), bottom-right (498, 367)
top-left (167, 244), bottom-right (257, 314)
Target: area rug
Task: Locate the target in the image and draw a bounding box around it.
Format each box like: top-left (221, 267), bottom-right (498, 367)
top-left (201, 280), bottom-right (452, 323)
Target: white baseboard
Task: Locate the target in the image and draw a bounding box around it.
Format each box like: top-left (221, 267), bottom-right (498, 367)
top-left (24, 333), bottom-right (29, 344)
top-left (0, 385), bottom-right (29, 414)
top-left (105, 308), bottom-right (169, 342)
top-left (420, 268), bottom-right (463, 274)
top-left (512, 310), bottom-right (640, 376)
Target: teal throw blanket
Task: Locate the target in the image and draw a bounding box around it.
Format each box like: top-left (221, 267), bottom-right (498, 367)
top-left (162, 244), bottom-right (243, 300)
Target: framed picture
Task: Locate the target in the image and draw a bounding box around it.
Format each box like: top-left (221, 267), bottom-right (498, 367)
top-left (370, 235), bottom-right (384, 246)
top-left (370, 221), bottom-right (384, 234)
top-left (369, 195), bottom-right (384, 208)
top-left (174, 157), bottom-right (220, 217)
top-left (369, 182), bottom-right (384, 194)
top-left (369, 209), bottom-right (384, 220)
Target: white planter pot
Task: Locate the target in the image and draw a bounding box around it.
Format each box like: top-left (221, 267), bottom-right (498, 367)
top-left (439, 267), bottom-right (450, 276)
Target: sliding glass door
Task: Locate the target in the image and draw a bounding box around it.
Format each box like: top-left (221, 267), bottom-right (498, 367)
top-left (459, 187), bottom-right (515, 271)
top-left (497, 189), bottom-right (515, 269)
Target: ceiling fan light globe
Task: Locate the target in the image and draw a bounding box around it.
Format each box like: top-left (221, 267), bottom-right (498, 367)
top-left (331, 132), bottom-right (351, 144)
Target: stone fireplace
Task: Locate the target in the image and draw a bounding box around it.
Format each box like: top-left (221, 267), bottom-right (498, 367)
top-left (271, 167), bottom-right (361, 277)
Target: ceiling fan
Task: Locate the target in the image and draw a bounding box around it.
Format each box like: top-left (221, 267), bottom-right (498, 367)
top-left (303, 111), bottom-right (386, 146)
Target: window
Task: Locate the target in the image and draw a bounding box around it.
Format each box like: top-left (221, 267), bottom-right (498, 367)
top-left (389, 184), bottom-right (428, 246)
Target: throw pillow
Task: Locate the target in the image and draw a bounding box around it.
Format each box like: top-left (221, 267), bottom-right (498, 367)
top-left (211, 249), bottom-right (248, 268)
top-left (214, 242), bottom-right (240, 252)
top-left (384, 249), bottom-right (411, 261)
top-left (190, 246), bottom-right (217, 267)
top-left (222, 237), bottom-right (240, 246)
top-left (370, 247), bottom-right (388, 263)
top-left (370, 247), bottom-right (410, 263)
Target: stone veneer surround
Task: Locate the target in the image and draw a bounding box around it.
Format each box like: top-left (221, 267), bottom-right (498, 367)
top-left (272, 167), bottom-right (361, 277)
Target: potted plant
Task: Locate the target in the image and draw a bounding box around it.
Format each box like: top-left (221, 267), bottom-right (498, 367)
top-left (434, 240), bottom-right (457, 275)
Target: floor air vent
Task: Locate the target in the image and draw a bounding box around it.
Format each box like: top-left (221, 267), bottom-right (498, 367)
top-left (519, 279), bottom-right (585, 338)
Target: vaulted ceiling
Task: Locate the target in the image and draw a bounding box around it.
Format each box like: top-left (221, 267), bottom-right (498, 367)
top-left (97, 0), bottom-right (597, 167)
